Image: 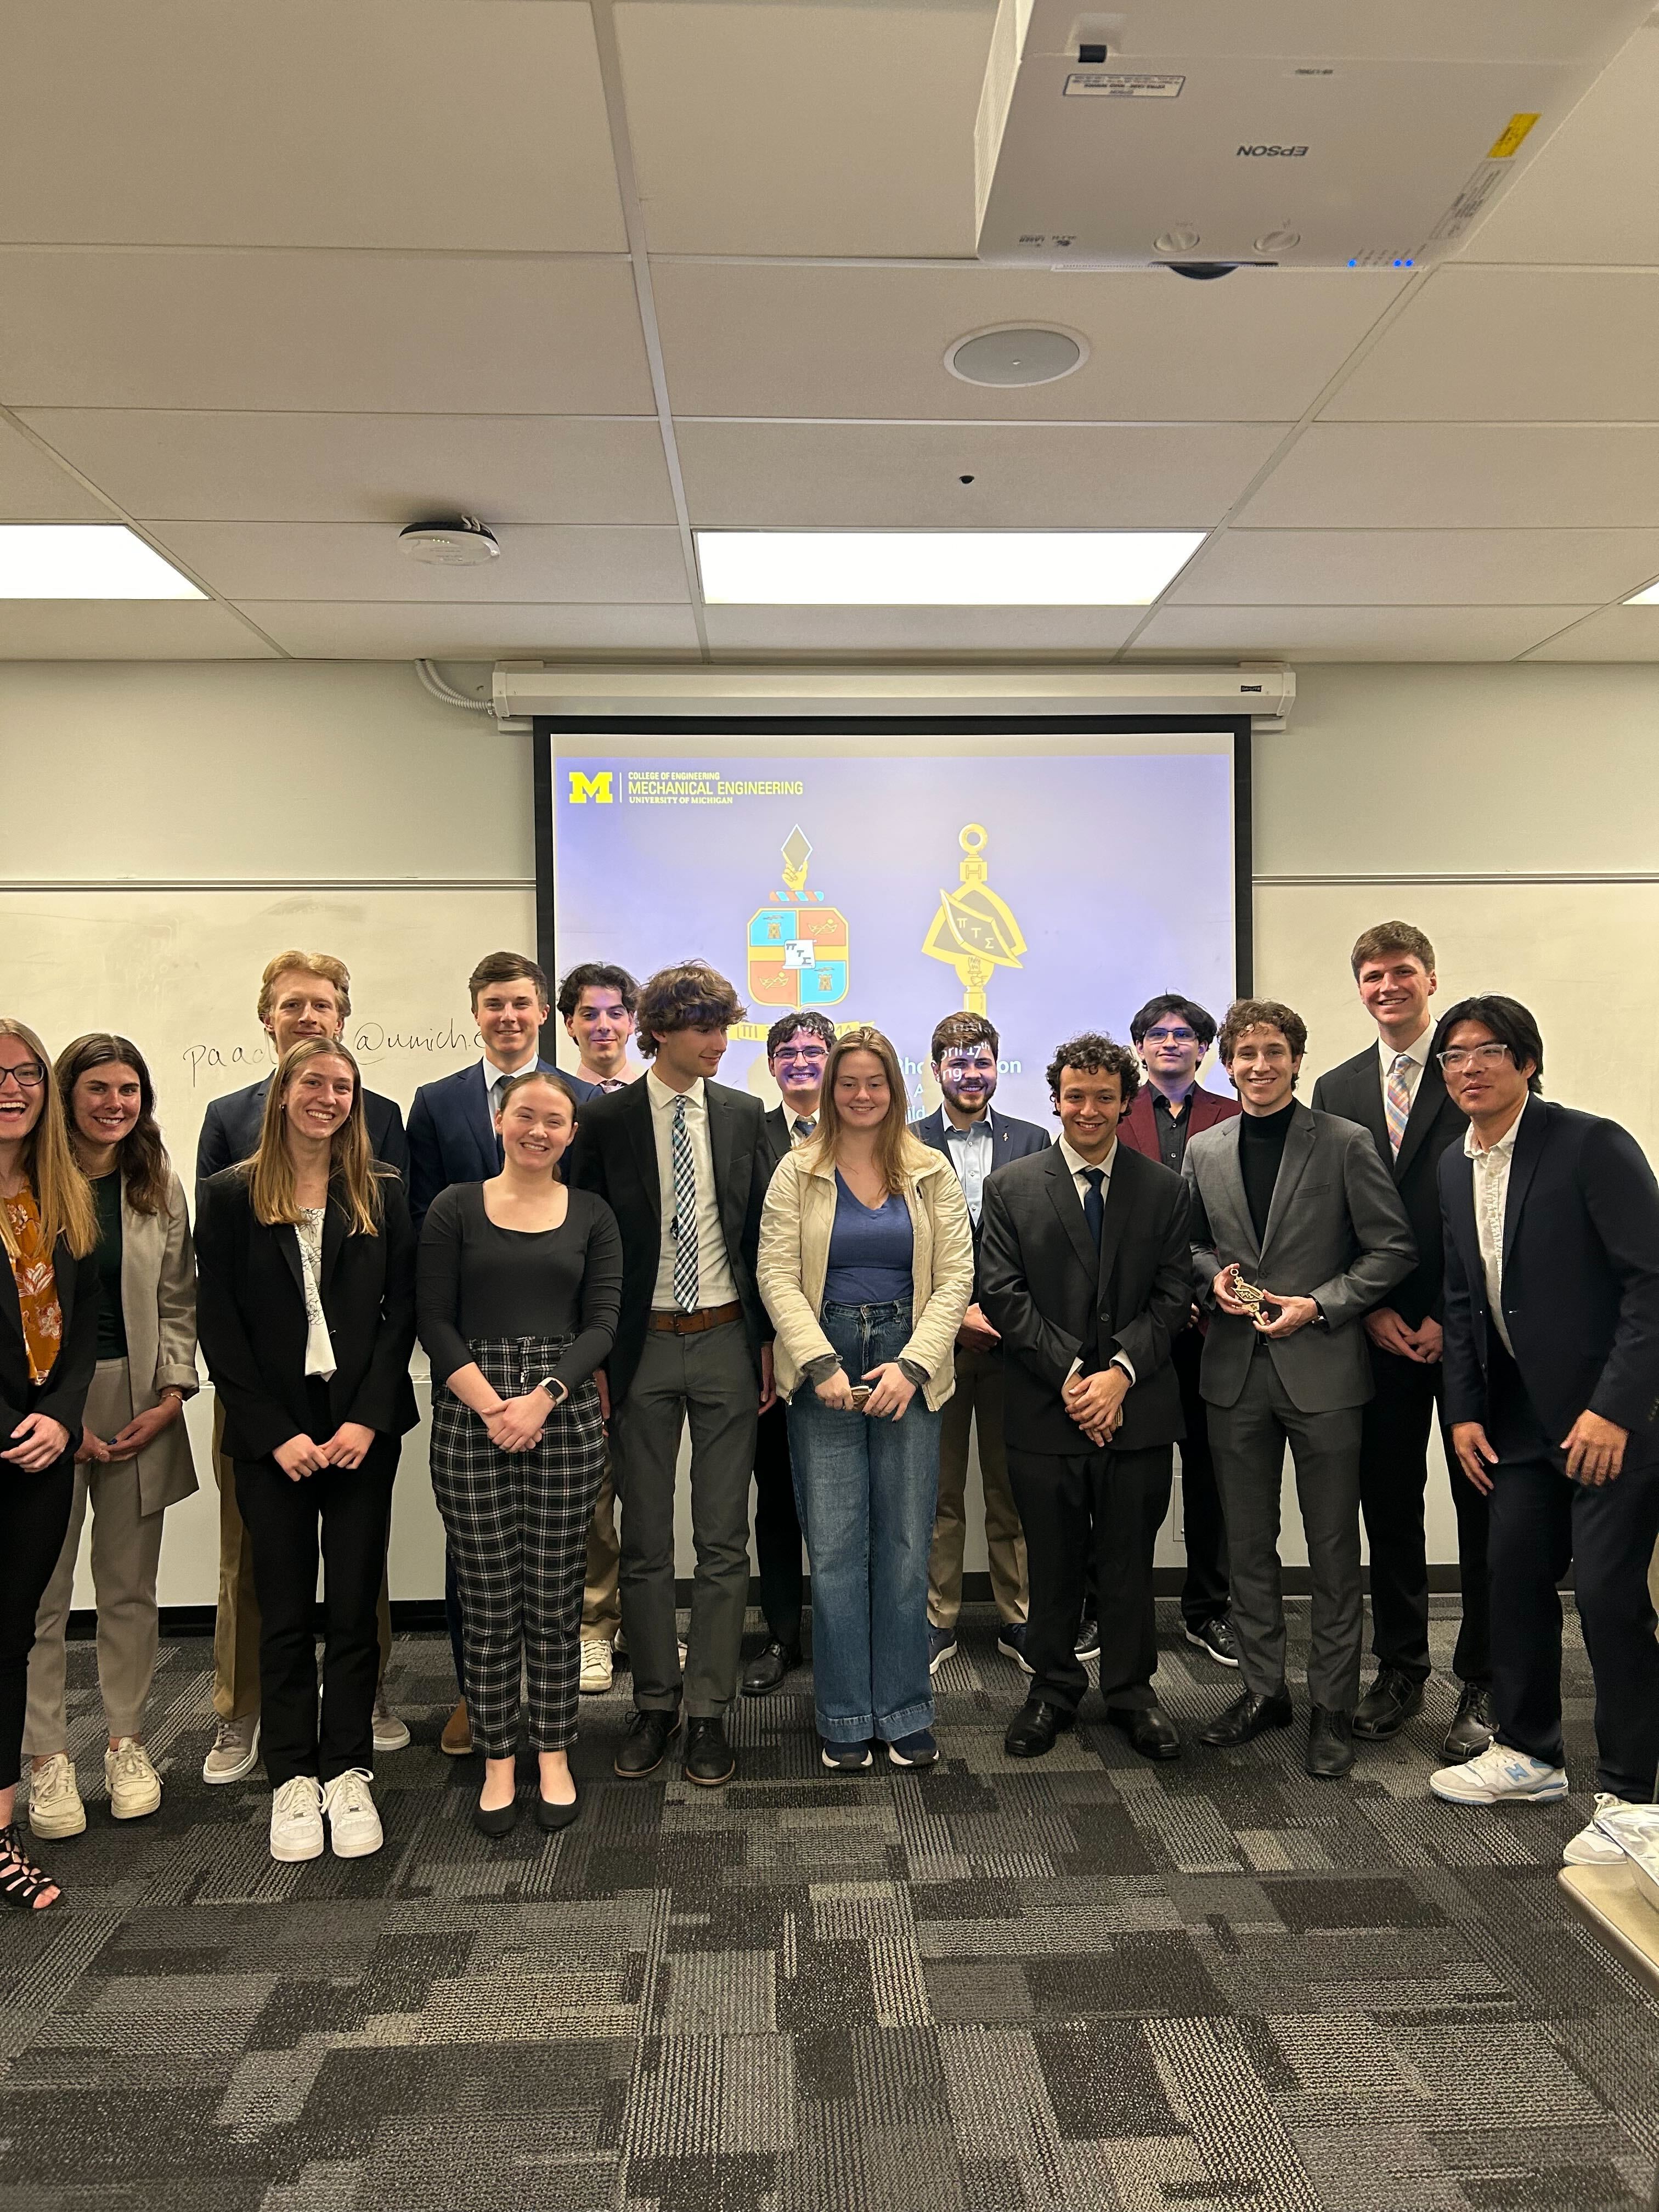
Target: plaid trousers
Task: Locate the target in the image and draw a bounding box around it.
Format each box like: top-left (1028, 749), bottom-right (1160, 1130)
top-left (430, 1337), bottom-right (607, 1757)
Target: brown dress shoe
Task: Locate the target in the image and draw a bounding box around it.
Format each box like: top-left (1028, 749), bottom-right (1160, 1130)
top-left (440, 1699), bottom-right (473, 1757)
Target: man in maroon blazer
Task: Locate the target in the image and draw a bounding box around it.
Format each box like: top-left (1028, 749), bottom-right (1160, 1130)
top-left (1117, 995), bottom-right (1242, 1666)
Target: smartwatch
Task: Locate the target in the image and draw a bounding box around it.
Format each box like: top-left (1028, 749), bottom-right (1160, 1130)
top-left (531, 1375), bottom-right (571, 1406)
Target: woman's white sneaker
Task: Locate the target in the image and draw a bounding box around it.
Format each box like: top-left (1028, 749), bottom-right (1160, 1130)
top-left (1429, 1742), bottom-right (1567, 1804)
top-left (27, 1753), bottom-right (86, 1839)
top-left (321, 1768), bottom-right (383, 1859)
top-left (269, 1775), bottom-right (325, 1861)
top-left (105, 1738), bottom-right (162, 1821)
top-left (1563, 1792), bottom-right (1638, 1865)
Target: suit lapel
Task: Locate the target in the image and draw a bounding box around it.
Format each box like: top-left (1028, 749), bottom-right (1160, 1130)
top-left (1500, 1097), bottom-right (1547, 1274)
top-left (1444, 1141), bottom-right (1482, 1309)
top-left (1096, 1149), bottom-right (1132, 1295)
top-left (1260, 1107), bottom-right (1316, 1264)
top-left (275, 1221), bottom-right (305, 1301)
top-left (1043, 1145), bottom-right (1099, 1282)
top-left (707, 1084), bottom-right (735, 1249)
top-left (465, 1065), bottom-right (501, 1178)
top-left (624, 1080), bottom-right (661, 1222)
top-left (1347, 1054), bottom-right (1393, 1164)
top-left (320, 1192), bottom-right (347, 1295)
top-left (1210, 1117), bottom-right (1259, 1266)
top-left (1393, 1055), bottom-right (1445, 1183)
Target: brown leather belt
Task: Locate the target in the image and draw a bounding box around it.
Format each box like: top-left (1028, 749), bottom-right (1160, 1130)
top-left (647, 1300), bottom-right (742, 1335)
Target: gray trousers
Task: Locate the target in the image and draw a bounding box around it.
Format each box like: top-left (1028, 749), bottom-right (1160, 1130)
top-left (1206, 1345), bottom-right (1365, 1713)
top-left (611, 1321), bottom-right (758, 1717)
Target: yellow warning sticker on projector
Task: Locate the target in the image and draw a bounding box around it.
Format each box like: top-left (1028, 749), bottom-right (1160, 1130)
top-left (1488, 114), bottom-right (1540, 160)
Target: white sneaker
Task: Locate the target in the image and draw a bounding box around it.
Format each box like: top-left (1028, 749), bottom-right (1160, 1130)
top-left (1564, 1792), bottom-right (1639, 1866)
top-left (202, 1713), bottom-right (261, 1785)
top-left (1430, 1742), bottom-right (1567, 1805)
top-left (27, 1752), bottom-right (86, 1839)
top-left (270, 1775), bottom-right (325, 1861)
top-left (371, 1692), bottom-right (410, 1752)
top-left (579, 1639), bottom-right (614, 1694)
top-left (105, 1738), bottom-right (162, 1821)
top-left (321, 1768), bottom-right (383, 1859)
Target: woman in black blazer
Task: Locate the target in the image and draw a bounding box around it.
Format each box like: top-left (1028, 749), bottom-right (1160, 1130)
top-left (196, 1037), bottom-right (417, 1870)
top-left (0, 1018), bottom-right (99, 1912)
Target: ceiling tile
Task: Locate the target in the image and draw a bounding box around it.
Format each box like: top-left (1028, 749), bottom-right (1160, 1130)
top-left (1521, 606), bottom-right (1659, 659)
top-left (1130, 605), bottom-right (1598, 660)
top-left (702, 606), bottom-right (1143, 654)
top-left (149, 523), bottom-right (689, 605)
top-left (1170, 528), bottom-right (1659, 607)
top-left (0, 252), bottom-right (653, 414)
top-left (1236, 424), bottom-right (1659, 529)
top-left (0, 600), bottom-right (278, 658)
top-left (0, 417), bottom-right (110, 520)
top-left (676, 421), bottom-right (1283, 528)
top-left (652, 264), bottom-right (1406, 423)
top-left (18, 411), bottom-right (678, 527)
top-left (239, 602), bottom-right (701, 659)
top-left (0, 1), bottom-right (625, 252)
top-left (1324, 268), bottom-right (1659, 422)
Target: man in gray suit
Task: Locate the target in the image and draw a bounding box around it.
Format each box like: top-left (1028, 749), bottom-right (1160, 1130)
top-left (1184, 998), bottom-right (1415, 1779)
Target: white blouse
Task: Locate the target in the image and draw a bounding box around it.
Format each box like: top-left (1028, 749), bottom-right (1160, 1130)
top-left (295, 1207), bottom-right (337, 1380)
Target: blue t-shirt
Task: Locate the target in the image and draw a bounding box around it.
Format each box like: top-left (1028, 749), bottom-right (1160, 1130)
top-left (822, 1171), bottom-right (914, 1304)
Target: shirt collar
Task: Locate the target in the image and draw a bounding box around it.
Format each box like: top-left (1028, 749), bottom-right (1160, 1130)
top-left (1151, 1084), bottom-right (1197, 1114)
top-left (1464, 1113), bottom-right (1522, 1161)
top-left (483, 1051), bottom-right (538, 1082)
top-left (944, 1109), bottom-right (993, 1142)
top-left (647, 1070), bottom-right (703, 1114)
top-left (1379, 1026), bottom-right (1432, 1075)
top-left (1057, 1133), bottom-right (1116, 1180)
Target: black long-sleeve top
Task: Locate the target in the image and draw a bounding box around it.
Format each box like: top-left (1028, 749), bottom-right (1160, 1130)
top-left (416, 1182), bottom-right (623, 1393)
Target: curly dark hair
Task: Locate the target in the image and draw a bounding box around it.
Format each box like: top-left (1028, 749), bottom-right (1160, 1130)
top-left (635, 961), bottom-right (747, 1057)
top-left (1128, 993), bottom-right (1218, 1050)
top-left (54, 1032), bottom-right (172, 1216)
top-left (766, 1009), bottom-right (837, 1059)
top-left (1044, 1032), bottom-right (1141, 1110)
top-left (556, 962), bottom-right (639, 1022)
top-left (1216, 997), bottom-right (1308, 1066)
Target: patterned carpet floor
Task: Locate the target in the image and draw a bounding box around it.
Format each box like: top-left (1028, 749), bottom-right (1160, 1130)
top-left (2, 1600), bottom-right (1656, 2212)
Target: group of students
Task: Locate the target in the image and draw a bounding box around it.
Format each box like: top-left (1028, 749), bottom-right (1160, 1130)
top-left (2, 919), bottom-right (1655, 1914)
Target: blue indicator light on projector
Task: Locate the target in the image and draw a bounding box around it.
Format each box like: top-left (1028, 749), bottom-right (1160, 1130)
top-left (1348, 258), bottom-right (1358, 267)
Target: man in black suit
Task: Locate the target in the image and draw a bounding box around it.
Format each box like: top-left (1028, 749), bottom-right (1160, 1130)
top-left (569, 961), bottom-right (774, 1788)
top-left (1311, 922), bottom-right (1493, 1760)
top-left (194, 949), bottom-right (410, 1788)
top-left (1429, 996), bottom-right (1659, 1861)
top-left (979, 1032), bottom-right (1192, 1761)
top-left (911, 1013), bottom-right (1051, 1675)
top-left (741, 1009), bottom-right (836, 1696)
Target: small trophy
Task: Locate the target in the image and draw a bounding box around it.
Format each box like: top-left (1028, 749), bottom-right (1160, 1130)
top-left (1228, 1265), bottom-right (1280, 1330)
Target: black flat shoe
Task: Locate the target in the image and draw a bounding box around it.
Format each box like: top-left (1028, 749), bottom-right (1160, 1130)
top-left (1107, 1703), bottom-right (1182, 1762)
top-left (740, 1639), bottom-right (802, 1696)
top-left (1443, 1681), bottom-right (1496, 1761)
top-left (1004, 1697), bottom-right (1074, 1758)
top-left (1352, 1665), bottom-right (1425, 1740)
top-left (535, 1787), bottom-right (580, 1832)
top-left (684, 1716), bottom-right (736, 1787)
top-left (614, 1707), bottom-right (680, 1779)
top-left (1198, 1688), bottom-right (1293, 1748)
top-left (473, 1796), bottom-right (519, 1837)
top-left (1307, 1705), bottom-right (1355, 1779)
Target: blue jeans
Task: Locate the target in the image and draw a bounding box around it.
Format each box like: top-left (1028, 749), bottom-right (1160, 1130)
top-left (787, 1300), bottom-right (941, 1744)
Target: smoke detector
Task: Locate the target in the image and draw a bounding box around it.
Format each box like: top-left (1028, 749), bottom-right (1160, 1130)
top-left (945, 325), bottom-right (1086, 387)
top-left (398, 516), bottom-right (500, 567)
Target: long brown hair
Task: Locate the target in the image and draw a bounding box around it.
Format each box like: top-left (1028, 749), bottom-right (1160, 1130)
top-left (55, 1032), bottom-right (172, 1217)
top-left (806, 1025), bottom-right (932, 1197)
top-left (0, 1018), bottom-right (98, 1260)
top-left (245, 1037), bottom-right (386, 1235)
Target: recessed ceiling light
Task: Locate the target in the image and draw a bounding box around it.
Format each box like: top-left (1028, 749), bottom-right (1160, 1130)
top-left (1624, 579), bottom-right (1659, 605)
top-left (945, 326), bottom-right (1086, 387)
top-left (695, 531), bottom-right (1205, 606)
top-left (0, 524), bottom-right (205, 599)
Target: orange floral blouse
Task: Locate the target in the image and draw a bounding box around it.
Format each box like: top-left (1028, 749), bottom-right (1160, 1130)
top-left (3, 1184), bottom-right (63, 1386)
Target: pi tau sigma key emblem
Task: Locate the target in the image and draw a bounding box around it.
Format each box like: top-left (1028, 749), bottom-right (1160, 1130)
top-left (922, 822), bottom-right (1026, 1016)
top-left (747, 826), bottom-right (850, 1008)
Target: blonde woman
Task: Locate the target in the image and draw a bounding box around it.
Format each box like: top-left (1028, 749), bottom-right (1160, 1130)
top-left (25, 1036), bottom-right (200, 1842)
top-left (758, 1027), bottom-right (973, 1771)
top-left (195, 1039), bottom-right (417, 1866)
top-left (0, 1019), bottom-right (99, 1911)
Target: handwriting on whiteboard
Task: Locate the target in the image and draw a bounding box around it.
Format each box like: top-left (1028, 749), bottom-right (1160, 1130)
top-left (182, 1019), bottom-right (487, 1087)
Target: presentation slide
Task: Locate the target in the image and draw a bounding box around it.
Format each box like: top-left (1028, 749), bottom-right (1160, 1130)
top-left (549, 737), bottom-right (1239, 1123)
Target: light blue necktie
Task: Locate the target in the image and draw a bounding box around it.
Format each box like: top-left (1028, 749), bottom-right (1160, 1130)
top-left (670, 1094), bottom-right (699, 1312)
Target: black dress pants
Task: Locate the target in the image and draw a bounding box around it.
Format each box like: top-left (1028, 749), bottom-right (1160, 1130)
top-left (1170, 1329), bottom-right (1229, 1628)
top-left (0, 1450), bottom-right (75, 1792)
top-left (1008, 1442), bottom-right (1172, 1716)
top-left (752, 1398), bottom-right (804, 1649)
top-left (235, 1426), bottom-right (399, 1788)
top-left (1359, 1345), bottom-right (1491, 1685)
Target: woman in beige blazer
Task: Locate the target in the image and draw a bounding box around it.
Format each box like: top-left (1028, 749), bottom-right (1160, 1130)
top-left (25, 1035), bottom-right (199, 1838)
top-left (758, 1025), bottom-right (973, 1774)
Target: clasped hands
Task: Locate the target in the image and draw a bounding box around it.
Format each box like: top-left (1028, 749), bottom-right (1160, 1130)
top-left (1212, 1265), bottom-right (1319, 1340)
top-left (272, 1420), bottom-right (381, 1480)
top-left (814, 1362), bottom-right (916, 1420)
top-left (77, 1393), bottom-right (185, 1466)
top-left (1063, 1364), bottom-right (1127, 1448)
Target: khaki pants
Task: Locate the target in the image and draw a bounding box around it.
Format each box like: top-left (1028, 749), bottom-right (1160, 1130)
top-left (927, 1342), bottom-right (1028, 1630)
top-left (582, 1454), bottom-right (622, 1643)
top-left (211, 1396), bottom-right (392, 1720)
top-left (25, 1361), bottom-right (167, 1752)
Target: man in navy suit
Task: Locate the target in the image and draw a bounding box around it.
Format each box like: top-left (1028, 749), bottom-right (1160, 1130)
top-left (911, 1013), bottom-right (1049, 1673)
top-left (1429, 995), bottom-right (1659, 1864)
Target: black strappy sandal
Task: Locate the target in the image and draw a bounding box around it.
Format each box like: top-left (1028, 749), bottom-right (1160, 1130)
top-left (0, 1824), bottom-right (63, 1911)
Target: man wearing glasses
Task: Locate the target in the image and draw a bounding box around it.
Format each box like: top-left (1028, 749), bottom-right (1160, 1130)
top-left (1429, 996), bottom-right (1659, 1863)
top-left (1118, 995), bottom-right (1241, 1671)
top-left (912, 1014), bottom-right (1049, 1673)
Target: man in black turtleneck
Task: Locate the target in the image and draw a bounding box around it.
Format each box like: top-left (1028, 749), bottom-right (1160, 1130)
top-left (1183, 999), bottom-right (1414, 1780)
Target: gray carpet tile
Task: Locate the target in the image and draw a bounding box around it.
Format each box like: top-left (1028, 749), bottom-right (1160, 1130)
top-left (1, 1600), bottom-right (1655, 2212)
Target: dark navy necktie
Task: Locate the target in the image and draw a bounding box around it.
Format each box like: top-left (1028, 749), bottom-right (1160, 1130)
top-left (1081, 1166), bottom-right (1105, 1250)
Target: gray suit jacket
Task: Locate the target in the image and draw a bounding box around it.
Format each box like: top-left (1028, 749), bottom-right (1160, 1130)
top-left (1183, 1102), bottom-right (1415, 1413)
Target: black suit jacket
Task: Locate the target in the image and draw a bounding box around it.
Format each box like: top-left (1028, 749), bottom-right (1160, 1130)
top-left (909, 1105), bottom-right (1052, 1303)
top-left (1311, 1043), bottom-right (1464, 1326)
top-left (197, 1077), bottom-right (409, 1197)
top-left (1439, 1096), bottom-right (1659, 1448)
top-left (0, 1229), bottom-right (99, 1450)
top-left (406, 1057), bottom-right (579, 1229)
top-left (978, 1142), bottom-right (1191, 1456)
top-left (195, 1168), bottom-right (419, 1463)
top-left (568, 1076), bottom-right (770, 1404)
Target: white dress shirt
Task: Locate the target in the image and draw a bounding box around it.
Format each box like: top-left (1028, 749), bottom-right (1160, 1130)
top-left (481, 1052), bottom-right (539, 1124)
top-left (1376, 1025), bottom-right (1432, 1119)
top-left (943, 1109), bottom-right (995, 1226)
top-left (1465, 1111), bottom-right (1523, 1356)
top-left (1054, 1134), bottom-right (1133, 1384)
top-left (646, 1071), bottom-right (738, 1310)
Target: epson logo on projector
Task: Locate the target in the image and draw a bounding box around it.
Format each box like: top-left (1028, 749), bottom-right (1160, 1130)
top-left (1238, 143), bottom-right (1308, 157)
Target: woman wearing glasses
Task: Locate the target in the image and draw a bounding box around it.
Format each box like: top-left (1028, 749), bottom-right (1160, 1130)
top-left (0, 1021), bottom-right (100, 1911)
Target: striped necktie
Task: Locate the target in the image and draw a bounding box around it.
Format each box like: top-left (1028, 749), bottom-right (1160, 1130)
top-left (1385, 1054), bottom-right (1413, 1156)
top-left (670, 1094), bottom-right (699, 1312)
top-left (792, 1116), bottom-right (816, 1143)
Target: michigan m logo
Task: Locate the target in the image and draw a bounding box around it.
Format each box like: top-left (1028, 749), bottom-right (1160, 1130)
top-left (567, 770), bottom-right (614, 805)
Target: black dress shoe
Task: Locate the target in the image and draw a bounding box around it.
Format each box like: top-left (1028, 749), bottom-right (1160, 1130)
top-left (535, 1787), bottom-right (580, 1832)
top-left (1198, 1688), bottom-right (1293, 1748)
top-left (684, 1717), bottom-right (736, 1787)
top-left (740, 1639), bottom-right (801, 1697)
top-left (1306, 1705), bottom-right (1355, 1779)
top-left (1442, 1680), bottom-right (1496, 1761)
top-left (1352, 1665), bottom-right (1425, 1740)
top-left (1004, 1698), bottom-right (1074, 1758)
top-left (614, 1707), bottom-right (680, 1779)
top-left (1108, 1704), bottom-right (1182, 1762)
top-left (473, 1795), bottom-right (519, 1837)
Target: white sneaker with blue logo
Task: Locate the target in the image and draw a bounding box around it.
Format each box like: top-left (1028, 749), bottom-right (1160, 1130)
top-left (1429, 1742), bottom-right (1567, 1805)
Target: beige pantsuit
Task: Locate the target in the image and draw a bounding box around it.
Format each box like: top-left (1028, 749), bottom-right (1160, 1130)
top-left (926, 1341), bottom-right (1029, 1630)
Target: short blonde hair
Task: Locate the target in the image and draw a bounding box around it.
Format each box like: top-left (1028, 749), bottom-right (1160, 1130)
top-left (257, 951), bottom-right (352, 1027)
